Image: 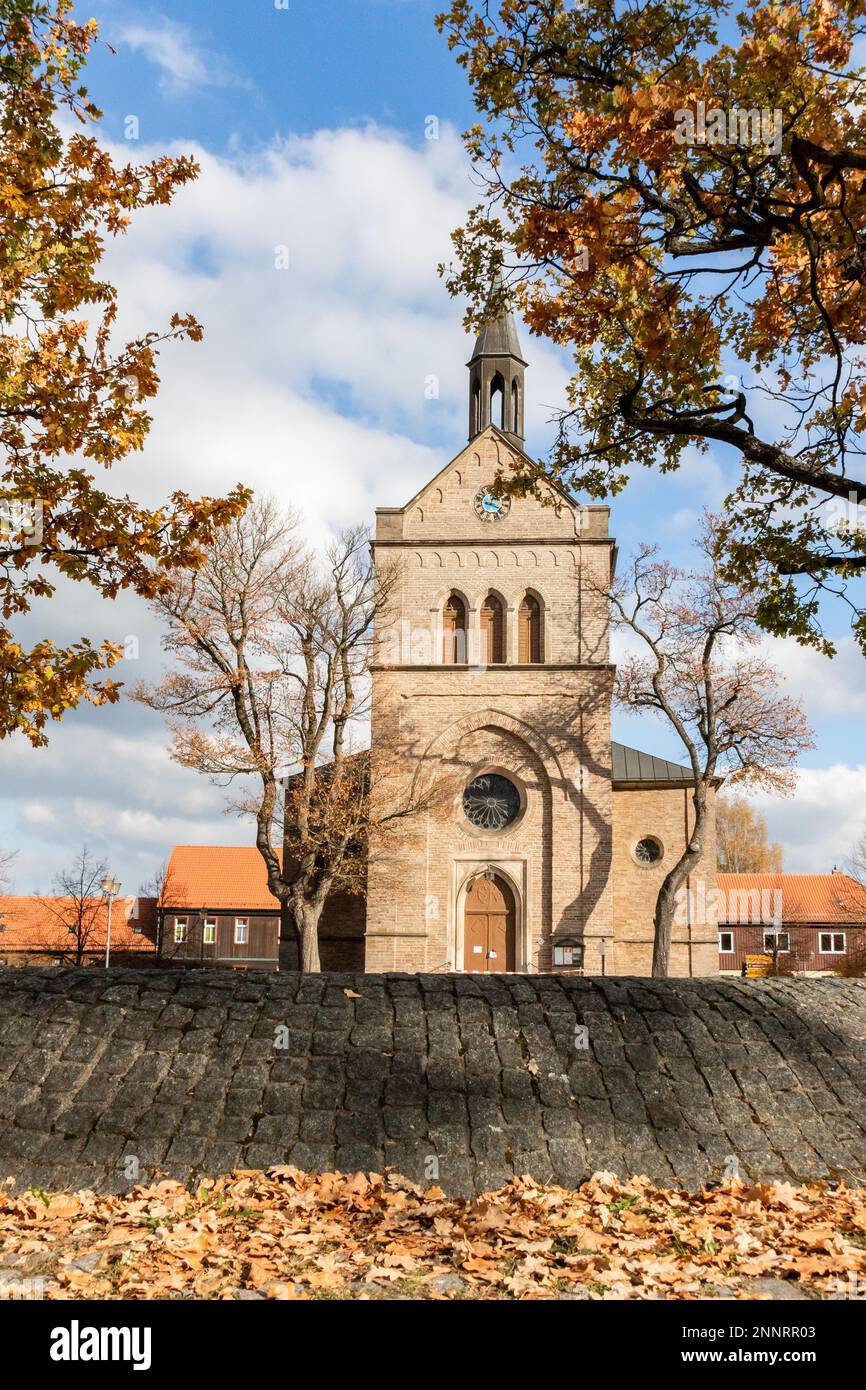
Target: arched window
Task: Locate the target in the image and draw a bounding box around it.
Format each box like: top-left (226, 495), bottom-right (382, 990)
top-left (471, 379), bottom-right (481, 435)
top-left (480, 592), bottom-right (505, 665)
top-left (443, 593), bottom-right (467, 664)
top-left (511, 378), bottom-right (520, 435)
top-left (518, 593), bottom-right (543, 664)
top-left (490, 372), bottom-right (505, 430)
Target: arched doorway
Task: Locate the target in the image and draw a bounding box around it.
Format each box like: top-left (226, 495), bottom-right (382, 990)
top-left (464, 872), bottom-right (516, 972)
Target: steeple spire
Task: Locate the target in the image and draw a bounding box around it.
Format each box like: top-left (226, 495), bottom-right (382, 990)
top-left (467, 272), bottom-right (528, 447)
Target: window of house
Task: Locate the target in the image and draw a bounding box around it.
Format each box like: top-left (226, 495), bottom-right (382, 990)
top-left (763, 930), bottom-right (790, 953)
top-left (819, 932), bottom-right (846, 954)
top-left (174, 918), bottom-right (188, 943)
top-left (719, 931), bottom-right (734, 954)
top-left (132, 924), bottom-right (142, 936)
top-left (203, 919), bottom-right (216, 945)
top-left (235, 918), bottom-right (249, 945)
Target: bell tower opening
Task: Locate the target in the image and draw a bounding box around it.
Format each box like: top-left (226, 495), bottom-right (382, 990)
top-left (467, 271), bottom-right (527, 448)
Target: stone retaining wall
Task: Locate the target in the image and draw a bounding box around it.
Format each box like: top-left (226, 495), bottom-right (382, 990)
top-left (1, 968), bottom-right (864, 1196)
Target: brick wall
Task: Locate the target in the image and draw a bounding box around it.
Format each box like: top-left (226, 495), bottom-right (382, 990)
top-left (611, 785), bottom-right (718, 976)
top-left (367, 428), bottom-right (617, 975)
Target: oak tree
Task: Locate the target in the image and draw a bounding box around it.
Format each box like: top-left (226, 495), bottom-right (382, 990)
top-left (437, 0), bottom-right (866, 654)
top-left (0, 0), bottom-right (249, 745)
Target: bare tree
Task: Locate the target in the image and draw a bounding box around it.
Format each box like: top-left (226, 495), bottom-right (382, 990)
top-left (848, 826), bottom-right (866, 887)
top-left (136, 499), bottom-right (423, 973)
top-left (139, 859), bottom-right (183, 961)
top-left (717, 795), bottom-right (784, 874)
top-left (0, 848), bottom-right (16, 893)
top-left (599, 518), bottom-right (813, 977)
top-left (40, 845), bottom-right (110, 966)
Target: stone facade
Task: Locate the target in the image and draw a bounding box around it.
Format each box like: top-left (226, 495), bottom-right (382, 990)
top-left (611, 786), bottom-right (718, 976)
top-left (357, 422), bottom-right (718, 977)
top-left (366, 426), bottom-right (620, 975)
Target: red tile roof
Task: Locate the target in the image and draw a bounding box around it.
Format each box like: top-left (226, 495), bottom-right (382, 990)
top-left (0, 896), bottom-right (157, 954)
top-left (717, 873), bottom-right (866, 925)
top-left (164, 846), bottom-right (282, 912)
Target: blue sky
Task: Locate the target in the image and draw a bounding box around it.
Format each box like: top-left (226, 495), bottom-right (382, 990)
top-left (0, 0), bottom-right (863, 894)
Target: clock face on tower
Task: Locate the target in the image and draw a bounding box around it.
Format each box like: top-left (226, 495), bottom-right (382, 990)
top-left (473, 486), bottom-right (511, 522)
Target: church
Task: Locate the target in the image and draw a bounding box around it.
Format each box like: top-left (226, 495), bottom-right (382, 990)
top-left (360, 297), bottom-right (718, 978)
top-left (116, 298), bottom-right (721, 978)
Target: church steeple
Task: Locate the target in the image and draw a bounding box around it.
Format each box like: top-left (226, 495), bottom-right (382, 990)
top-left (467, 272), bottom-right (527, 447)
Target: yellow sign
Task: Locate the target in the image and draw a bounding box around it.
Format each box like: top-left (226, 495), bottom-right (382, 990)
top-left (744, 953), bottom-right (772, 978)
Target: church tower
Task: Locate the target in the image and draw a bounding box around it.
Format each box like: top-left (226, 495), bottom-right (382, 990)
top-left (365, 304), bottom-right (617, 976)
top-left (467, 274), bottom-right (527, 448)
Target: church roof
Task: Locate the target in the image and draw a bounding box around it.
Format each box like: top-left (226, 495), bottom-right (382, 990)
top-left (468, 272), bottom-right (528, 365)
top-left (611, 741), bottom-right (694, 786)
top-left (470, 312), bottom-right (526, 363)
top-left (389, 424), bottom-right (583, 519)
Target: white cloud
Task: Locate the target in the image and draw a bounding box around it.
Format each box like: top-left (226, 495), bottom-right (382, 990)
top-left (750, 766), bottom-right (866, 873)
top-left (1, 119), bottom-right (573, 890)
top-left (21, 803), bottom-right (56, 827)
top-left (760, 635), bottom-right (866, 717)
top-left (118, 16), bottom-right (246, 96)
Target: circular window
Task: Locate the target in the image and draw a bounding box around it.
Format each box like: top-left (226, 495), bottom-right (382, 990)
top-left (463, 774), bottom-right (521, 831)
top-left (634, 837), bottom-right (663, 865)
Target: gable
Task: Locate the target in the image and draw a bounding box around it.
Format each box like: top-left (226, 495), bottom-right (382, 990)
top-left (382, 427), bottom-right (585, 543)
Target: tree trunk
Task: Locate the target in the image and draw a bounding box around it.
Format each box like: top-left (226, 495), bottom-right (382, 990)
top-left (291, 898), bottom-right (323, 974)
top-left (651, 788), bottom-right (709, 979)
top-left (651, 876), bottom-right (680, 979)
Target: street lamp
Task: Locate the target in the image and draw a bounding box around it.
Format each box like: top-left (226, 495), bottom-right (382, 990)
top-left (100, 876), bottom-right (121, 969)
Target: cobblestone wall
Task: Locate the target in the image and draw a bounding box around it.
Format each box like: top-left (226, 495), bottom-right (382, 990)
top-left (1, 968), bottom-right (864, 1197)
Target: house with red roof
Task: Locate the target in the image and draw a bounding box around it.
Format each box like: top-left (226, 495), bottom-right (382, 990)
top-left (717, 872), bottom-right (866, 975)
top-left (156, 845), bottom-right (365, 972)
top-left (0, 895), bottom-right (157, 968)
top-left (156, 845), bottom-right (283, 971)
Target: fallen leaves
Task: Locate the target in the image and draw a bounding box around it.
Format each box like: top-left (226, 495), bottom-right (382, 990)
top-left (0, 1168), bottom-right (864, 1300)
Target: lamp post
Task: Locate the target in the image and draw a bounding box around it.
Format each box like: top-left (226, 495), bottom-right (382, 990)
top-left (101, 876), bottom-right (121, 969)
